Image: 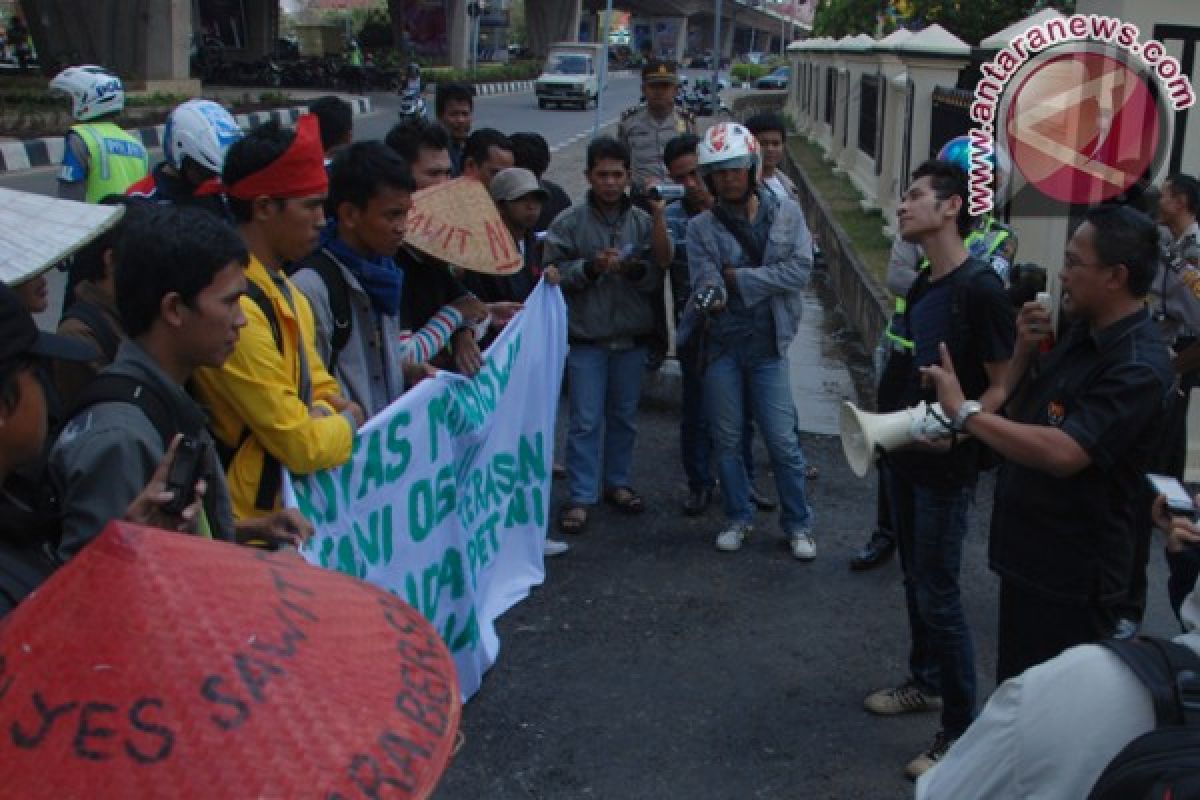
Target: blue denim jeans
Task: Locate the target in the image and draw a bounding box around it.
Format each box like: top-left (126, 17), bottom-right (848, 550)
top-left (565, 344), bottom-right (646, 505)
top-left (703, 349), bottom-right (812, 531)
top-left (680, 355), bottom-right (756, 491)
top-left (883, 464), bottom-right (976, 737)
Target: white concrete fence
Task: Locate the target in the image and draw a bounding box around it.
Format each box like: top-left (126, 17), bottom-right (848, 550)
top-left (781, 2), bottom-right (1200, 286)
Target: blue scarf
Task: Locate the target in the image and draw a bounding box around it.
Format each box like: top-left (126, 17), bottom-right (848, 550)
top-left (320, 222), bottom-right (404, 316)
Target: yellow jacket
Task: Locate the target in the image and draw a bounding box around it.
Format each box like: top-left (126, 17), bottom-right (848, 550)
top-left (193, 255), bottom-right (354, 520)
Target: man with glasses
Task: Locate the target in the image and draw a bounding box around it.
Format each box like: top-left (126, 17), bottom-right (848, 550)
top-left (923, 204), bottom-right (1173, 685)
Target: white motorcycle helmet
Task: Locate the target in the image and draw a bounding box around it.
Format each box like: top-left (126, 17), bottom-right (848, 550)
top-left (697, 122), bottom-right (762, 187)
top-left (50, 65), bottom-right (125, 121)
top-left (163, 99), bottom-right (244, 175)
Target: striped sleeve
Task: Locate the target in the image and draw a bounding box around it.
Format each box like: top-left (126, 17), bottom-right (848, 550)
top-left (398, 304), bottom-right (465, 364)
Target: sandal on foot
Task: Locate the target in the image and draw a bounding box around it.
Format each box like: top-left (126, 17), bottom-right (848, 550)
top-left (604, 486), bottom-right (645, 515)
top-left (559, 505), bottom-right (589, 534)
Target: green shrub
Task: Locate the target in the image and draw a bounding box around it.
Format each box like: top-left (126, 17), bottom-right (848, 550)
top-left (732, 64), bottom-right (771, 82)
top-left (424, 59), bottom-right (542, 85)
top-left (257, 91), bottom-right (294, 107)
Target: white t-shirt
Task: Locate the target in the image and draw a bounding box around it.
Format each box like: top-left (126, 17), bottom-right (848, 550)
top-left (918, 591), bottom-right (1200, 800)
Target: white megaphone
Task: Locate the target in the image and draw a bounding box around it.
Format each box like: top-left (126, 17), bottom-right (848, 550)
top-left (839, 401), bottom-right (955, 477)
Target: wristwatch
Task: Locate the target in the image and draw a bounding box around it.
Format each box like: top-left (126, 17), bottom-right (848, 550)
top-left (953, 400), bottom-right (983, 432)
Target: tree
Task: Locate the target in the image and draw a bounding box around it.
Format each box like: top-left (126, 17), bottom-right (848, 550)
top-left (510, 0), bottom-right (527, 48)
top-left (905, 0), bottom-right (1077, 44)
top-left (813, 0), bottom-right (1076, 44)
top-left (813, 0), bottom-right (886, 39)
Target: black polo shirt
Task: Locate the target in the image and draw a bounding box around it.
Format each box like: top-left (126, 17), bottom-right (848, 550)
top-left (990, 307), bottom-right (1173, 605)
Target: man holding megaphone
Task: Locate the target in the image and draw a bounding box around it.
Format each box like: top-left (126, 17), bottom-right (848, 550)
top-left (860, 160), bottom-right (1015, 780)
top-left (921, 204), bottom-right (1174, 690)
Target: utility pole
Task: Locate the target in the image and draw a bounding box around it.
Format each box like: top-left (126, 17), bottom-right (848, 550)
top-left (593, 0), bottom-right (613, 139)
top-left (712, 0), bottom-right (722, 110)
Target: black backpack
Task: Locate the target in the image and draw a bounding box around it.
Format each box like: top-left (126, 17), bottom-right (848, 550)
top-left (219, 281), bottom-right (286, 513)
top-left (1087, 636), bottom-right (1200, 800)
top-left (892, 259), bottom-right (1011, 468)
top-left (60, 299), bottom-right (121, 363)
top-left (67, 372), bottom-right (182, 448)
top-left (287, 248), bottom-right (352, 368)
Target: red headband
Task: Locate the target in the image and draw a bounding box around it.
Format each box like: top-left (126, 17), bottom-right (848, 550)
top-left (222, 114), bottom-right (328, 201)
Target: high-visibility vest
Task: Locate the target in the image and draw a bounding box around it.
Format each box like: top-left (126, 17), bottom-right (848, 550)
top-left (70, 122), bottom-right (150, 203)
top-left (883, 217), bottom-right (1012, 354)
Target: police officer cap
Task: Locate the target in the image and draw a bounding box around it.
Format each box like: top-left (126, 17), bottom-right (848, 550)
top-left (641, 59), bottom-right (679, 85)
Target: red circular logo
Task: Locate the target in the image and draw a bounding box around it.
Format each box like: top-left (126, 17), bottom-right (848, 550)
top-left (1005, 51), bottom-right (1161, 205)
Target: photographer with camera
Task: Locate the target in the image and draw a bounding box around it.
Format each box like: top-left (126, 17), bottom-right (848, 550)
top-left (665, 134), bottom-right (769, 518)
top-left (682, 123), bottom-right (815, 561)
top-left (51, 205), bottom-right (312, 561)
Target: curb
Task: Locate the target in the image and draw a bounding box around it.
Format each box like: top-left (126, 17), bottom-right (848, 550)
top-left (471, 79), bottom-right (535, 96)
top-left (464, 70), bottom-right (637, 98)
top-left (0, 95), bottom-right (373, 175)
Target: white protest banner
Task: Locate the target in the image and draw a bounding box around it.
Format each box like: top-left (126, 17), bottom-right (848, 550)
top-left (285, 280), bottom-right (568, 699)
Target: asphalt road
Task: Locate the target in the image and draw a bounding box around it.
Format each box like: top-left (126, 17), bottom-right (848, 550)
top-left (430, 272), bottom-right (1180, 800)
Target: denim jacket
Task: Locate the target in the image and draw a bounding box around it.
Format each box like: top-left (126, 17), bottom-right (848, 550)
top-left (681, 189), bottom-right (813, 358)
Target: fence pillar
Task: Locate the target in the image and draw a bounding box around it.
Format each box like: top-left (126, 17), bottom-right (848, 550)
top-left (896, 24), bottom-right (971, 217)
top-left (827, 37), bottom-right (852, 167)
top-left (872, 30), bottom-right (914, 236)
top-left (841, 34), bottom-right (879, 207)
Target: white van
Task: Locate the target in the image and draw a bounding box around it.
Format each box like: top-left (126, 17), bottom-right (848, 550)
top-left (535, 42), bottom-right (605, 110)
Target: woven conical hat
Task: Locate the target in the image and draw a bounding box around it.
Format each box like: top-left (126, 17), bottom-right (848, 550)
top-left (0, 188), bottom-right (125, 286)
top-left (404, 177), bottom-right (522, 275)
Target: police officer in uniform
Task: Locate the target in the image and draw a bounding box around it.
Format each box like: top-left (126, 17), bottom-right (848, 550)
top-left (1117, 173), bottom-right (1200, 636)
top-left (618, 59), bottom-right (694, 368)
top-left (50, 66), bottom-right (149, 204)
top-left (619, 60), bottom-right (694, 206)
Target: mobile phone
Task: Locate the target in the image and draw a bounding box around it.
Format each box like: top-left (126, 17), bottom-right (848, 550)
top-left (1146, 473), bottom-right (1196, 517)
top-left (162, 436), bottom-right (206, 516)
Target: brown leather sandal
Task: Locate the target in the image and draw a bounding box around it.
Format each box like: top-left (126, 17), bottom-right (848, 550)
top-left (558, 504), bottom-right (589, 534)
top-left (604, 486), bottom-right (645, 515)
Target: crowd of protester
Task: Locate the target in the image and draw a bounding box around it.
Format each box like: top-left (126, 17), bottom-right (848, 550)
top-left (3, 60), bottom-right (1200, 797)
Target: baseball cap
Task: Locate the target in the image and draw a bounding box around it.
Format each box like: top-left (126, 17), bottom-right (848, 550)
top-left (0, 283), bottom-right (98, 365)
top-left (490, 167), bottom-right (548, 204)
top-left (641, 59), bottom-right (679, 85)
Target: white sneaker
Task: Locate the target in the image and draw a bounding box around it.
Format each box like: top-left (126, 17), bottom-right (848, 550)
top-left (543, 538), bottom-right (570, 557)
top-left (789, 529), bottom-right (816, 561)
top-left (715, 522), bottom-right (752, 552)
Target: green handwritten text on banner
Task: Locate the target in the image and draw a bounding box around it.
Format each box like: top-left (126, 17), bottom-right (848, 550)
top-left (286, 282), bottom-right (568, 699)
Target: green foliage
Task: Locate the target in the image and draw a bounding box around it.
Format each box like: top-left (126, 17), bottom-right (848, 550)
top-left (257, 92), bottom-right (294, 107)
top-left (814, 0), bottom-right (1076, 44)
top-left (910, 0), bottom-right (1079, 45)
top-left (789, 135), bottom-right (893, 283)
top-left (509, 0), bottom-right (527, 47)
top-left (125, 92), bottom-right (193, 108)
top-left (357, 10), bottom-right (394, 48)
top-left (425, 60), bottom-right (542, 84)
top-left (813, 0), bottom-right (887, 39)
top-left (732, 64), bottom-right (772, 82)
